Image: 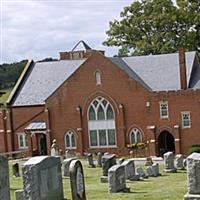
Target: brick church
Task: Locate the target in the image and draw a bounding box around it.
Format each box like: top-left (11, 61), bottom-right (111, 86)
top-left (0, 41), bottom-right (200, 157)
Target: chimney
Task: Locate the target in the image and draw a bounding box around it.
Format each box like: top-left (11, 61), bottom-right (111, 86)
top-left (179, 48), bottom-right (187, 90)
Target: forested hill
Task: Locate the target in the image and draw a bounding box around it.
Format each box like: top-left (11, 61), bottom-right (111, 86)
top-left (0, 58), bottom-right (58, 90)
top-left (0, 60), bottom-right (27, 90)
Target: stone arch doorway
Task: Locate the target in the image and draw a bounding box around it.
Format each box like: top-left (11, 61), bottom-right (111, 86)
top-left (158, 131), bottom-right (175, 156)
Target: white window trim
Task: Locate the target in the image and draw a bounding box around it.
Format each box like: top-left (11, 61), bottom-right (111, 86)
top-left (17, 133), bottom-right (28, 149)
top-left (129, 128), bottom-right (143, 144)
top-left (181, 111), bottom-right (191, 129)
top-left (159, 101), bottom-right (169, 119)
top-left (65, 130), bottom-right (77, 149)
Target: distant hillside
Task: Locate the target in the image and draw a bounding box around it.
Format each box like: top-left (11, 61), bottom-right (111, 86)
top-left (0, 60), bottom-right (28, 90)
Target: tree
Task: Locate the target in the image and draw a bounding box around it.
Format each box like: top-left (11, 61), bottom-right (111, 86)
top-left (103, 0), bottom-right (200, 56)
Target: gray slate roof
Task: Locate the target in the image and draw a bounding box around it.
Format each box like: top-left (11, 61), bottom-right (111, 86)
top-left (11, 51), bottom-right (199, 107)
top-left (12, 60), bottom-right (86, 106)
top-left (121, 52), bottom-right (196, 91)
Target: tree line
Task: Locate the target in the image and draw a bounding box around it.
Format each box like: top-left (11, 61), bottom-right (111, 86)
top-left (0, 60), bottom-right (27, 90)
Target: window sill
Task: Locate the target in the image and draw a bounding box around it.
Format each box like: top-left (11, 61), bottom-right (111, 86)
top-left (19, 147), bottom-right (28, 150)
top-left (89, 145), bottom-right (117, 149)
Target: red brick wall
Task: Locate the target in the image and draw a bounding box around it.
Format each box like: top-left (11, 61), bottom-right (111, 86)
top-left (3, 52), bottom-right (200, 157)
top-left (11, 106), bottom-right (46, 151)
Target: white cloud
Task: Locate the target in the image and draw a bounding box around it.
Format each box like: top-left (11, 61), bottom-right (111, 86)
top-left (1, 0), bottom-right (133, 63)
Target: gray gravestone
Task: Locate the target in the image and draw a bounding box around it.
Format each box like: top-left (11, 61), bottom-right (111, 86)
top-left (63, 158), bottom-right (76, 177)
top-left (13, 163), bottom-right (20, 177)
top-left (118, 158), bottom-right (125, 165)
top-left (121, 159), bottom-right (140, 181)
top-left (101, 154), bottom-right (116, 182)
top-left (87, 153), bottom-right (95, 168)
top-left (69, 160), bottom-right (86, 200)
top-left (151, 163), bottom-right (160, 177)
top-left (22, 156), bottom-right (63, 200)
top-left (146, 166), bottom-right (153, 177)
top-left (184, 153), bottom-right (200, 200)
top-left (0, 155), bottom-right (10, 200)
top-left (175, 154), bottom-right (184, 170)
top-left (136, 167), bottom-right (148, 178)
top-left (108, 165), bottom-right (130, 193)
top-left (164, 152), bottom-right (177, 173)
top-left (15, 189), bottom-right (24, 200)
top-left (97, 152), bottom-right (103, 167)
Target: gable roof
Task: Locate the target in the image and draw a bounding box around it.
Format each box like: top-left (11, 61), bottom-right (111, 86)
top-left (72, 40), bottom-right (91, 52)
top-left (9, 50), bottom-right (199, 107)
top-left (10, 59), bottom-right (86, 106)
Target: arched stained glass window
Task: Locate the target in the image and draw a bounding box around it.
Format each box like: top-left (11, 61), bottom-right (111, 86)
top-left (88, 97), bottom-right (116, 147)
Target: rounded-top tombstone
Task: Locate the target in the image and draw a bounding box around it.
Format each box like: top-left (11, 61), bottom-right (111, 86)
top-left (69, 160), bottom-right (86, 200)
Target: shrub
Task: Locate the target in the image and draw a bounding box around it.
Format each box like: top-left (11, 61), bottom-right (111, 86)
top-left (188, 144), bottom-right (200, 155)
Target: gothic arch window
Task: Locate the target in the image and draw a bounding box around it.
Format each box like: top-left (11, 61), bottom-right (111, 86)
top-left (95, 71), bottom-right (101, 85)
top-left (65, 130), bottom-right (76, 149)
top-left (129, 128), bottom-right (142, 144)
top-left (88, 97), bottom-right (116, 147)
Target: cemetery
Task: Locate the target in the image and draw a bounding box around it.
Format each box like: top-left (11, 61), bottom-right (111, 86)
top-left (0, 150), bottom-right (196, 200)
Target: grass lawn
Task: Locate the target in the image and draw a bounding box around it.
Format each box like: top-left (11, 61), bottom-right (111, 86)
top-left (9, 159), bottom-right (187, 200)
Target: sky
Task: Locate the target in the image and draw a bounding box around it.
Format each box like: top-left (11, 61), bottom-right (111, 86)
top-left (1, 0), bottom-right (133, 64)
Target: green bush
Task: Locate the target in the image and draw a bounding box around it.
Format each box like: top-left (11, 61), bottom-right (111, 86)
top-left (188, 144), bottom-right (200, 155)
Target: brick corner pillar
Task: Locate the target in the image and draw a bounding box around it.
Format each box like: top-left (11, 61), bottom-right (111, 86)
top-left (76, 106), bottom-right (83, 155)
top-left (173, 125), bottom-right (181, 155)
top-left (45, 108), bottom-right (51, 155)
top-left (147, 125), bottom-right (156, 156)
top-left (6, 110), bottom-right (13, 152)
top-left (118, 103), bottom-right (126, 148)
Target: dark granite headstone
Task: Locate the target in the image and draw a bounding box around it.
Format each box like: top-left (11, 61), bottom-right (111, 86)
top-left (0, 155), bottom-right (10, 200)
top-left (69, 160), bottom-right (86, 200)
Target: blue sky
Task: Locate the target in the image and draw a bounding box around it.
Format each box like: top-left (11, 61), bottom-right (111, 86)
top-left (1, 0), bottom-right (133, 64)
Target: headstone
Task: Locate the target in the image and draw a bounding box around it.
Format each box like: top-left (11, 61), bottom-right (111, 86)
top-left (146, 166), bottom-right (153, 177)
top-left (87, 153), bottom-right (95, 168)
top-left (184, 153), bottom-right (200, 200)
top-left (175, 154), bottom-right (184, 170)
top-left (108, 165), bottom-right (130, 193)
top-left (66, 150), bottom-right (72, 159)
top-left (13, 163), bottom-right (20, 177)
top-left (101, 154), bottom-right (116, 182)
top-left (69, 160), bottom-right (86, 200)
top-left (63, 158), bottom-right (76, 177)
top-left (118, 158), bottom-right (125, 165)
top-left (15, 189), bottom-right (24, 200)
top-left (151, 163), bottom-right (160, 177)
top-left (97, 152), bottom-right (103, 167)
top-left (22, 156), bottom-right (63, 200)
top-left (51, 139), bottom-right (59, 156)
top-left (136, 167), bottom-right (148, 178)
top-left (145, 157), bottom-right (153, 166)
top-left (121, 159), bottom-right (140, 181)
top-left (164, 152), bottom-right (177, 173)
top-left (0, 155), bottom-right (10, 200)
